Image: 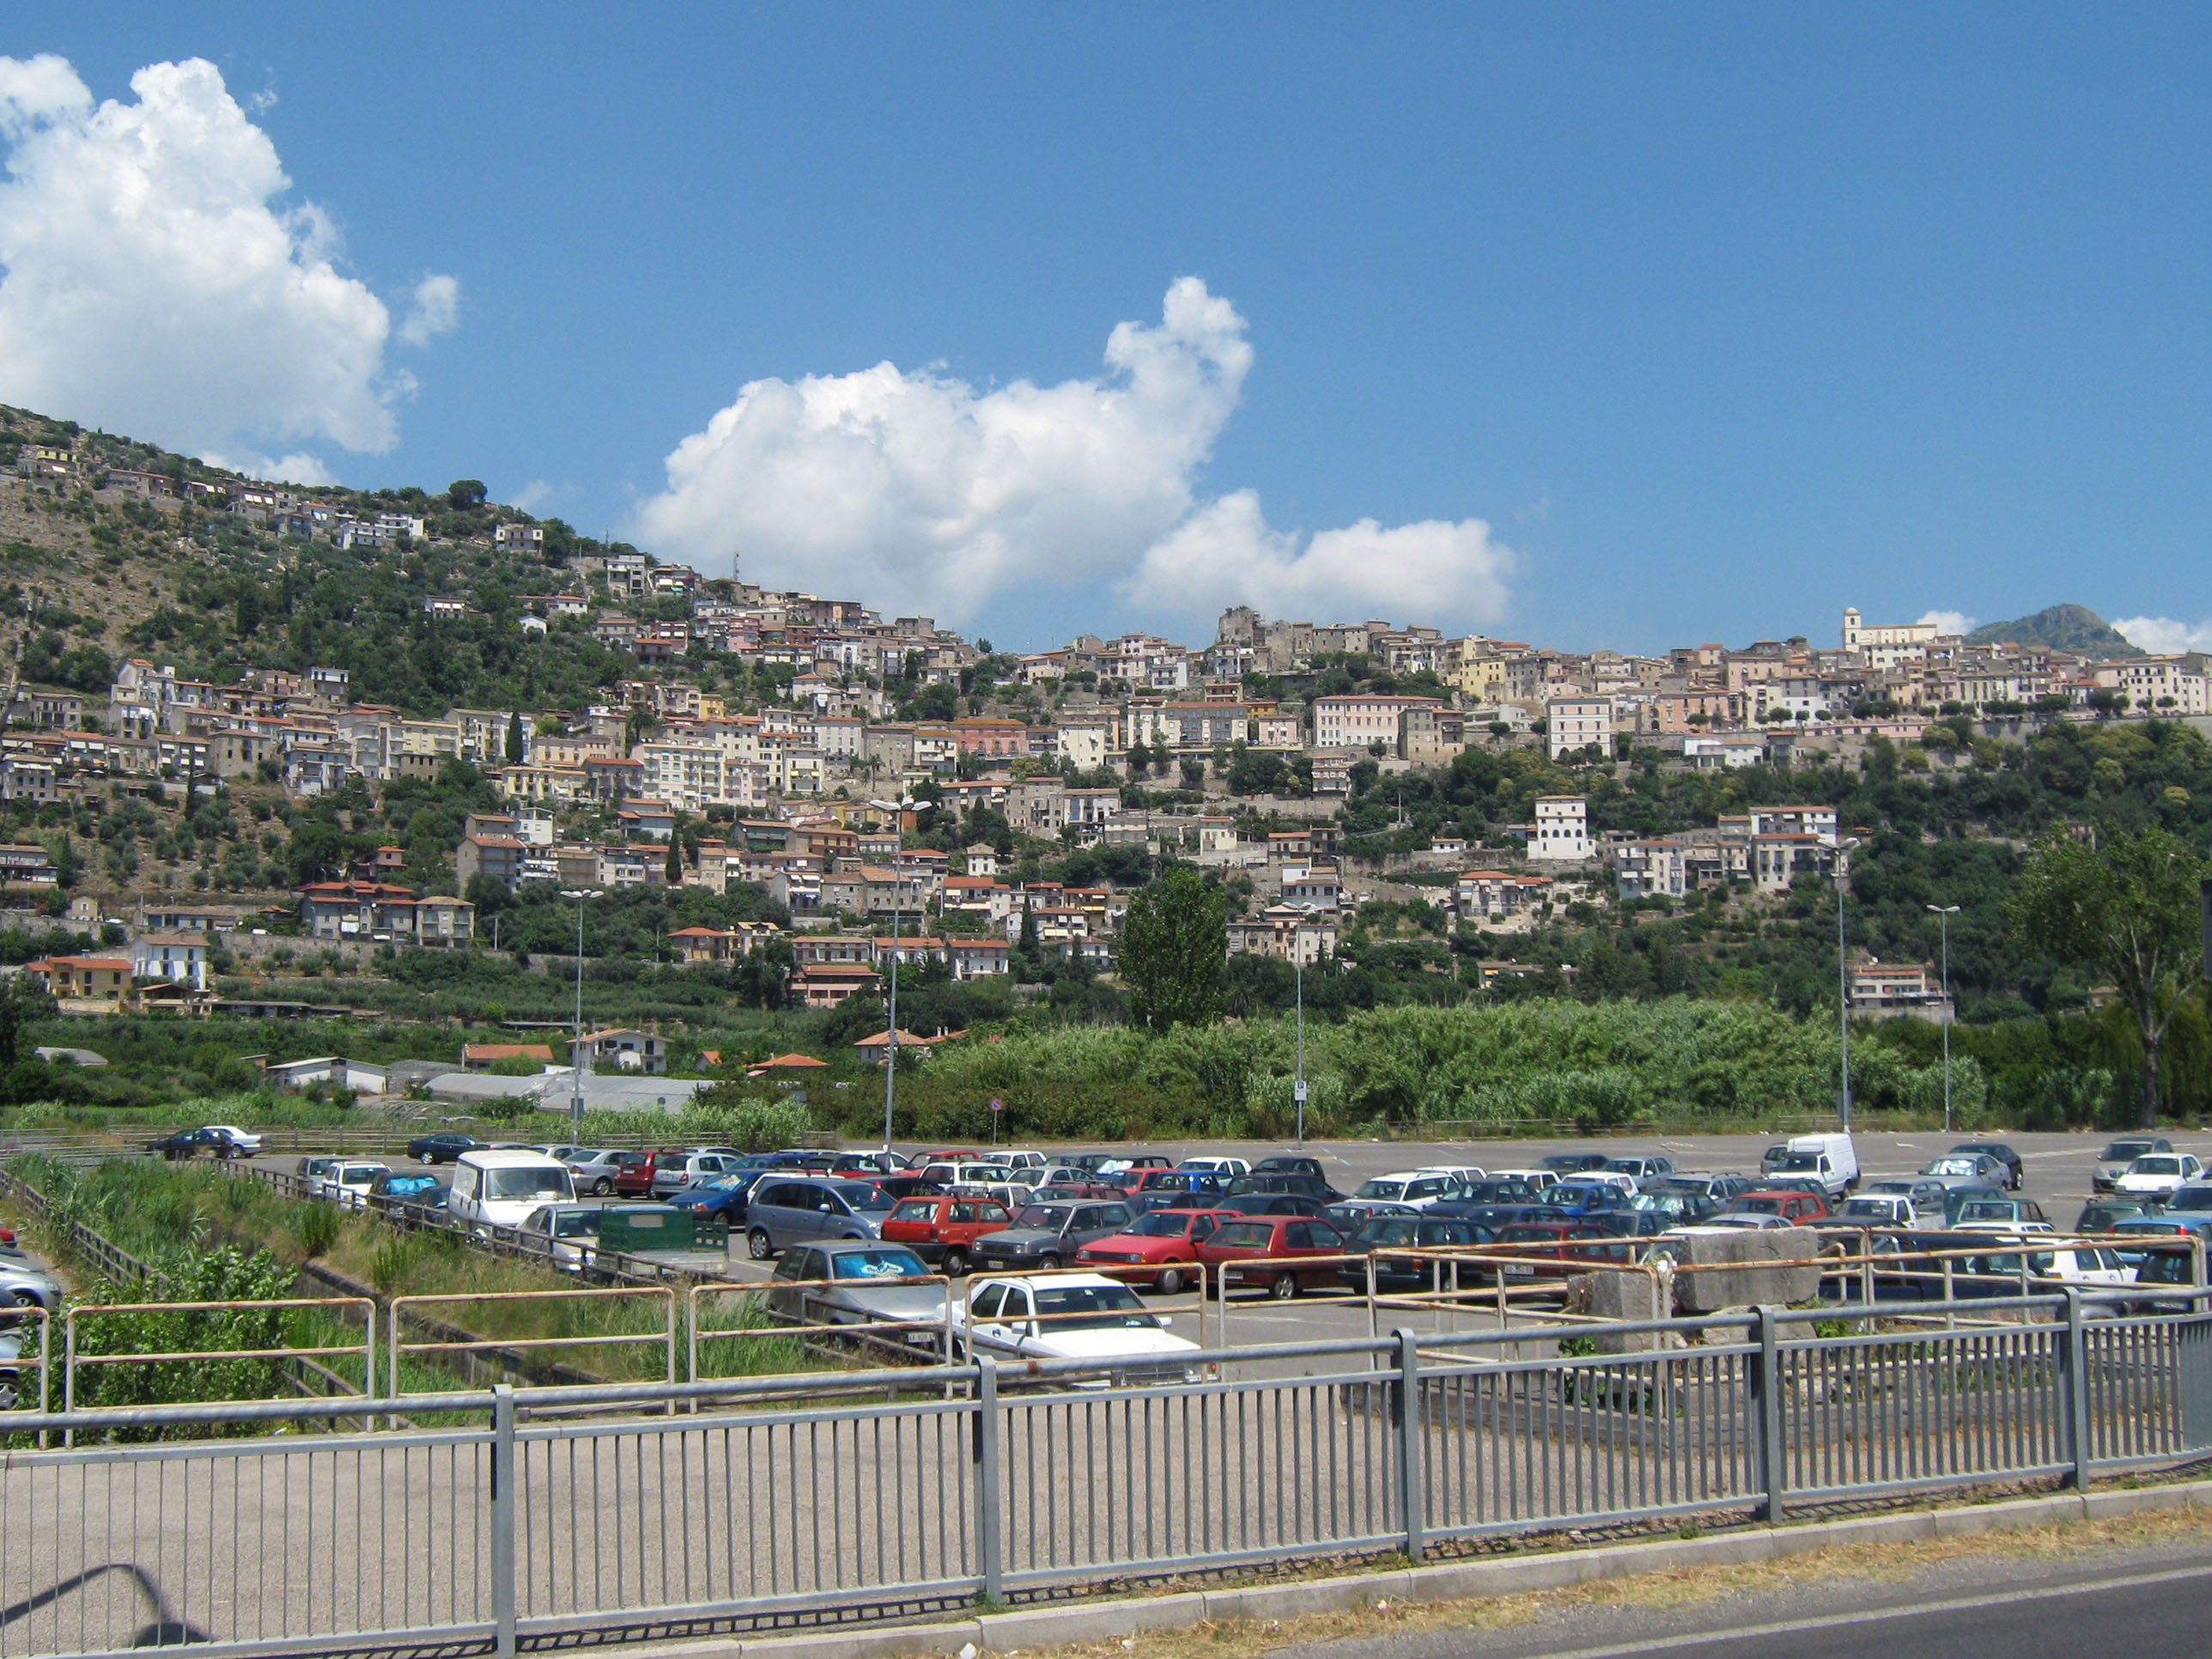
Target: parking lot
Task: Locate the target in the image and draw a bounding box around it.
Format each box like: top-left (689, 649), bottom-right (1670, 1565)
top-left (251, 1125), bottom-right (2181, 1363)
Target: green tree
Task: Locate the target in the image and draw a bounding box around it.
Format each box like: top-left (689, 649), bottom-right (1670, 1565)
top-left (1119, 866), bottom-right (1228, 1031)
top-left (447, 479), bottom-right (487, 509)
top-left (506, 709), bottom-right (524, 763)
top-left (665, 838), bottom-right (683, 885)
top-left (2007, 825), bottom-right (2207, 1127)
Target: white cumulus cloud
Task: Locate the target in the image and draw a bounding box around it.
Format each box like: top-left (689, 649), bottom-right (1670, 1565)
top-left (1916, 610), bottom-right (1976, 637)
top-left (632, 277), bottom-right (1251, 623)
top-left (1121, 490), bottom-right (1514, 629)
top-left (632, 279), bottom-right (1518, 631)
top-left (0, 54), bottom-right (456, 471)
top-left (2115, 617), bottom-right (2212, 653)
top-left (398, 273), bottom-right (459, 347)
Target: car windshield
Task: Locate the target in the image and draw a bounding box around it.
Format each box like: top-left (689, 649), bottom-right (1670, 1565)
top-left (890, 1200), bottom-right (939, 1221)
top-left (1030, 1284), bottom-right (1157, 1330)
top-left (830, 1182), bottom-right (892, 1211)
top-left (2136, 1158), bottom-right (2183, 1174)
top-left (1353, 1181), bottom-right (1407, 1200)
top-left (485, 1168), bottom-right (570, 1200)
top-left (1839, 1200), bottom-right (1893, 1218)
top-left (1737, 1197), bottom-right (1784, 1214)
top-left (1539, 1156), bottom-right (1590, 1172)
top-left (1776, 1154), bottom-right (1821, 1172)
top-left (1354, 1220), bottom-right (1419, 1248)
top-left (1925, 1158), bottom-right (1978, 1176)
top-left (2103, 1141), bottom-right (2157, 1161)
top-left (1957, 1201), bottom-right (2014, 1219)
top-left (831, 1249), bottom-right (927, 1279)
top-left (1013, 1206), bottom-right (1073, 1230)
top-left (1130, 1212), bottom-right (1195, 1237)
top-left (2167, 1188), bottom-right (2212, 1212)
top-left (702, 1174), bottom-right (749, 1190)
top-left (1208, 1222), bottom-right (1273, 1249)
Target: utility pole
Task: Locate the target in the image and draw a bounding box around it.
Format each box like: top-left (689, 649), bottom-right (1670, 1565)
top-left (562, 890), bottom-right (592, 1137)
top-left (882, 876), bottom-right (902, 1155)
top-left (1294, 947), bottom-right (1307, 1147)
top-left (1928, 903), bottom-right (1960, 1133)
top-left (1836, 838), bottom-right (1861, 1132)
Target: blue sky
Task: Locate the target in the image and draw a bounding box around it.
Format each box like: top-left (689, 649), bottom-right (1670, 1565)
top-left (6, 6), bottom-right (2212, 654)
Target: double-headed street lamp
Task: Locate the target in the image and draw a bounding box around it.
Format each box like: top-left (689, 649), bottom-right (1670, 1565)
top-left (1928, 903), bottom-right (1960, 1133)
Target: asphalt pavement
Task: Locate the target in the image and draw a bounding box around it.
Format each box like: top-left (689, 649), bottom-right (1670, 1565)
top-left (1267, 1529), bottom-right (2212, 1659)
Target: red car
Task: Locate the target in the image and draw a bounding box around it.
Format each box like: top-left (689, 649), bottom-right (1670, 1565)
top-left (1195, 1215), bottom-right (1347, 1299)
top-left (1115, 1168), bottom-right (1197, 1196)
top-left (1074, 1206), bottom-right (1240, 1294)
top-left (880, 1194), bottom-right (1014, 1275)
top-left (607, 1150), bottom-right (661, 1198)
top-left (1492, 1219), bottom-right (1642, 1283)
top-left (1722, 1188), bottom-right (1832, 1225)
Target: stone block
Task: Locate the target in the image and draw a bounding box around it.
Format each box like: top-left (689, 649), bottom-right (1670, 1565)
top-left (1662, 1230), bottom-right (1822, 1312)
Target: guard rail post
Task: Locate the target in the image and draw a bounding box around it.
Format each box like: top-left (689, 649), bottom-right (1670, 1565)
top-left (2063, 1289), bottom-right (2092, 1489)
top-left (1394, 1327), bottom-right (1425, 1564)
top-left (490, 1382), bottom-right (517, 1658)
top-left (1751, 1304), bottom-right (1784, 1521)
top-left (973, 1358), bottom-right (1003, 1604)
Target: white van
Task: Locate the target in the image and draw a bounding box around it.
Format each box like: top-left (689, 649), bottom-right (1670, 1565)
top-left (449, 1150), bottom-right (576, 1233)
top-left (1779, 1133), bottom-right (1859, 1200)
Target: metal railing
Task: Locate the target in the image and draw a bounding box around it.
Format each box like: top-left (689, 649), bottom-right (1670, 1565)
top-left (0, 1291), bottom-right (2203, 1659)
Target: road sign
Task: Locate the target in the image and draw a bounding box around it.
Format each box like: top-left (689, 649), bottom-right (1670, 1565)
top-left (989, 1097), bottom-right (1004, 1114)
top-left (1293, 1079), bottom-right (1309, 1103)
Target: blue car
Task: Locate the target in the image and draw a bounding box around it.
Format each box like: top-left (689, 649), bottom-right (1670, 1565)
top-left (667, 1170), bottom-right (765, 1221)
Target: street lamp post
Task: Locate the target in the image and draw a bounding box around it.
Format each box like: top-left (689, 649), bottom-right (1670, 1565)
top-left (882, 877), bottom-right (902, 1156)
top-left (559, 889), bottom-right (595, 1139)
top-left (1836, 837), bottom-right (1863, 1132)
top-left (1293, 950), bottom-right (1306, 1147)
top-left (1928, 903), bottom-right (1960, 1133)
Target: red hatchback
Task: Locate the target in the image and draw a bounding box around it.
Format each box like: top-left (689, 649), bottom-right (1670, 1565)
top-left (1074, 1207), bottom-right (1239, 1294)
top-left (1195, 1215), bottom-right (1347, 1299)
top-left (607, 1150), bottom-right (660, 1198)
top-left (880, 1194), bottom-right (1014, 1276)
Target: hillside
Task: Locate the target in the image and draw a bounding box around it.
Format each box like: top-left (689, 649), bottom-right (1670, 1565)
top-left (1966, 604), bottom-right (2139, 659)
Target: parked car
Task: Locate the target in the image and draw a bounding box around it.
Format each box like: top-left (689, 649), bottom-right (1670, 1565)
top-left (1691, 1212), bottom-right (1796, 1231)
top-left (1861, 1178), bottom-right (1954, 1221)
top-left (324, 1161), bottom-right (392, 1207)
top-left (745, 1177), bottom-right (897, 1258)
top-left (1334, 1216), bottom-right (1487, 1292)
top-left (1328, 1200), bottom-right (1423, 1230)
top-left (2157, 1184), bottom-right (2212, 1220)
top-left (1603, 1156), bottom-right (1675, 1188)
top-left (1096, 1155), bottom-right (1171, 1176)
top-left (448, 1150), bottom-right (574, 1233)
top-left (2094, 1137), bottom-right (2174, 1194)
top-left (881, 1194), bottom-right (1015, 1275)
top-left (1718, 1188), bottom-right (1831, 1225)
top-left (1218, 1193), bottom-right (1328, 1218)
top-left (1537, 1152), bottom-right (1610, 1176)
top-left (1834, 1194), bottom-right (1916, 1229)
top-left (665, 1170), bottom-right (766, 1224)
top-left (1492, 1218), bottom-right (1646, 1280)
top-left (994, 1151), bottom-right (1048, 1170)
top-left (1485, 1168), bottom-right (1560, 1193)
top-left (563, 1150), bottom-right (626, 1194)
top-left (969, 1200), bottom-right (1134, 1273)
top-left (651, 1151), bottom-right (751, 1198)
top-left (956, 1273), bottom-right (1200, 1383)
top-left (1177, 1157), bottom-right (1250, 1178)
top-left (518, 1202), bottom-right (604, 1270)
top-left (1626, 1191), bottom-right (1719, 1227)
top-left (2077, 1196), bottom-right (2162, 1233)
top-left (870, 1175), bottom-right (948, 1204)
top-left (1771, 1133), bottom-right (1859, 1199)
top-left (1442, 1177), bottom-right (1544, 1206)
top-left (148, 1125), bottom-right (260, 1160)
top-left (1348, 1172), bottom-right (1462, 1209)
top-left (1196, 1216), bottom-right (1347, 1298)
top-left (1649, 1173), bottom-right (1755, 1206)
top-left (1940, 1184), bottom-right (2014, 1228)
top-left (0, 1261), bottom-right (62, 1311)
top-left (297, 1155), bottom-right (341, 1195)
top-left (1949, 1196), bottom-right (2053, 1231)
top-left (1920, 1153), bottom-right (2012, 1191)
top-left (1115, 1168), bottom-right (1221, 1199)
top-left (2118, 1152), bottom-right (2207, 1200)
top-left (1533, 1181), bottom-right (1635, 1217)
top-left (768, 1240), bottom-right (946, 1343)
top-left (606, 1150), bottom-right (663, 1198)
top-left (1949, 1141), bottom-right (2024, 1192)
top-left (1225, 1172), bottom-right (1341, 1202)
top-left (1958, 1239), bottom-right (2134, 1293)
top-left (1252, 1156), bottom-right (1328, 1180)
top-left (1586, 1209), bottom-right (1672, 1239)
top-left (915, 1161), bottom-right (1018, 1192)
top-left (1074, 1207), bottom-right (1240, 1294)
top-left (1030, 1182), bottom-right (1131, 1204)
top-left (404, 1133), bottom-right (482, 1166)
top-left (1553, 1171), bottom-right (1639, 1200)
top-left (367, 1170), bottom-right (447, 1210)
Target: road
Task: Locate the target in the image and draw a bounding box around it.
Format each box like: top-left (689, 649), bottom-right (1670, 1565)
top-left (1270, 1529), bottom-right (2212, 1659)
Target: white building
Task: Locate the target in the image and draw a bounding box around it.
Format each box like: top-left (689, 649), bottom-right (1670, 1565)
top-left (1841, 607), bottom-right (1950, 672)
top-left (1545, 696), bottom-right (1613, 760)
top-left (1529, 795), bottom-right (1591, 861)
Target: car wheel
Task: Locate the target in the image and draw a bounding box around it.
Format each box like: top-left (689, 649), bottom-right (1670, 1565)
top-left (419, 1153), bottom-right (435, 1165)
top-left (0, 1375), bottom-right (20, 1412)
top-left (748, 1229), bottom-right (774, 1261)
top-left (9, 1290), bottom-right (40, 1310)
top-left (943, 1248), bottom-right (969, 1277)
top-left (1038, 1254), bottom-right (1060, 1271)
top-left (1156, 1267), bottom-right (1185, 1297)
top-left (593, 1177), bottom-right (614, 1196)
top-left (1268, 1273), bottom-right (1299, 1301)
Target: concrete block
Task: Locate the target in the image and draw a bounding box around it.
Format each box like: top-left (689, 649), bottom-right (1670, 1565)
top-left (2081, 1482), bottom-right (2202, 1519)
top-left (979, 1591), bottom-right (1206, 1650)
top-left (1663, 1231), bottom-right (1821, 1313)
top-left (1565, 1271), bottom-right (1680, 1349)
top-left (1928, 1495), bottom-right (2084, 1539)
top-left (1200, 1573), bottom-right (1411, 1625)
top-left (737, 1623), bottom-right (981, 1659)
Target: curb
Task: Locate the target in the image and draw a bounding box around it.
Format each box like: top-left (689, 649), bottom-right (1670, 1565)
top-left (607, 1477), bottom-right (2212, 1659)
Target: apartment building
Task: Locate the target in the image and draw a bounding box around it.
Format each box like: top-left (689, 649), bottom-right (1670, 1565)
top-left (1545, 696), bottom-right (1613, 760)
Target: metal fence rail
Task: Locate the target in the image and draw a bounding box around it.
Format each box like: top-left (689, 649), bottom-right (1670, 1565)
top-left (0, 1294), bottom-right (2205, 1659)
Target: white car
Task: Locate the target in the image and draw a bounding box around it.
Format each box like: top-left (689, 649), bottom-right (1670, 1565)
top-left (325, 1161), bottom-right (392, 1207)
top-left (2117, 1153), bottom-right (2204, 1199)
top-left (1555, 1171), bottom-right (1638, 1199)
top-left (956, 1273), bottom-right (1200, 1385)
top-left (1686, 1213), bottom-right (1794, 1231)
top-left (1834, 1194), bottom-right (1915, 1228)
top-left (1487, 1168), bottom-right (1559, 1192)
top-left (1177, 1157), bottom-right (1251, 1178)
top-left (1349, 1172), bottom-right (1461, 1209)
top-left (204, 1125), bottom-right (264, 1157)
top-left (1961, 1237), bottom-right (2135, 1291)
